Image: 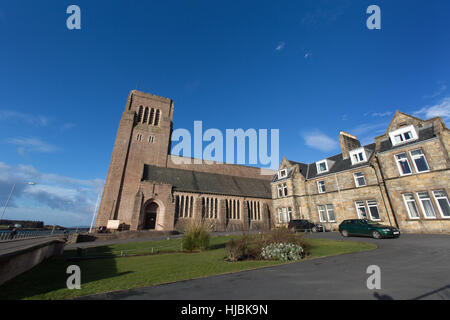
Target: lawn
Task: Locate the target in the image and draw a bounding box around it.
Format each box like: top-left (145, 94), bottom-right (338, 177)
top-left (0, 235), bottom-right (376, 300)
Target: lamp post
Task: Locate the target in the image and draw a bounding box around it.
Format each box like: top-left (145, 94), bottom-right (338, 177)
top-left (1, 182), bottom-right (36, 223)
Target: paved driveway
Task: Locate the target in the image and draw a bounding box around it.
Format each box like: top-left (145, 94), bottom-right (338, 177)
top-left (82, 233), bottom-right (450, 300)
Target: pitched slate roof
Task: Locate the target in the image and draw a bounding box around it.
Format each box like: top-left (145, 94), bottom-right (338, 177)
top-left (305, 143), bottom-right (376, 179)
top-left (378, 125), bottom-right (436, 153)
top-left (142, 165), bottom-right (272, 199)
top-left (277, 143), bottom-right (376, 181)
top-left (287, 160), bottom-right (309, 178)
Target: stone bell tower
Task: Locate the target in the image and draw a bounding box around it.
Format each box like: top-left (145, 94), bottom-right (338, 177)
top-left (95, 90), bottom-right (174, 228)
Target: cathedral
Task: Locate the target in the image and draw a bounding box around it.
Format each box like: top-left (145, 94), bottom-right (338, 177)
top-left (96, 90), bottom-right (450, 234)
top-left (95, 90), bottom-right (274, 232)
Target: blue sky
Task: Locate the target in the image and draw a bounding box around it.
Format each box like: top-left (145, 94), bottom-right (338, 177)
top-left (0, 0), bottom-right (449, 227)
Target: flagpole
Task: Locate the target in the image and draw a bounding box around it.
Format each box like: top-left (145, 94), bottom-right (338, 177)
top-left (89, 192), bottom-right (101, 233)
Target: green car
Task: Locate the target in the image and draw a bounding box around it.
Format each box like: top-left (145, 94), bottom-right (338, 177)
top-left (339, 219), bottom-right (400, 239)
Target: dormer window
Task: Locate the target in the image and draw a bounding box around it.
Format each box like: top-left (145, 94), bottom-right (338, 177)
top-left (278, 169), bottom-right (287, 179)
top-left (316, 160), bottom-right (328, 174)
top-left (389, 125), bottom-right (418, 146)
top-left (349, 147), bottom-right (367, 165)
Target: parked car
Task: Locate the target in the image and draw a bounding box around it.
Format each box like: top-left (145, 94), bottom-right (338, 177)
top-left (288, 219), bottom-right (324, 232)
top-left (339, 219), bottom-right (400, 239)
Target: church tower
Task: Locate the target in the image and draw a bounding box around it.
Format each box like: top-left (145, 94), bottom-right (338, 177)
top-left (95, 90), bottom-right (174, 228)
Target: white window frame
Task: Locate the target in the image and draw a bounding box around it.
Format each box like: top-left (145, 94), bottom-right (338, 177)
top-left (316, 160), bottom-right (329, 174)
top-left (366, 200), bottom-right (381, 221)
top-left (353, 172), bottom-right (366, 187)
top-left (326, 204), bottom-right (336, 222)
top-left (283, 183), bottom-right (288, 197)
top-left (278, 169), bottom-right (287, 179)
top-left (355, 201), bottom-right (368, 219)
top-left (317, 180), bottom-right (326, 194)
top-left (277, 208), bottom-right (283, 223)
top-left (389, 125), bottom-right (418, 146)
top-left (395, 152), bottom-right (412, 176)
top-left (417, 192), bottom-right (437, 219)
top-left (432, 190), bottom-right (450, 219)
top-left (277, 185), bottom-right (283, 198)
top-left (317, 205), bottom-right (327, 222)
top-left (282, 207), bottom-right (288, 223)
top-left (402, 193), bottom-right (421, 219)
top-left (409, 149), bottom-right (430, 173)
top-left (287, 207), bottom-right (292, 221)
top-left (349, 147), bottom-right (367, 165)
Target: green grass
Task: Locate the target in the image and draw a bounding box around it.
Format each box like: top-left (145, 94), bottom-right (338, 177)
top-left (0, 236), bottom-right (375, 300)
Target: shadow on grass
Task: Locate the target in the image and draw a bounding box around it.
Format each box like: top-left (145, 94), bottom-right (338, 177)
top-left (0, 246), bottom-right (131, 300)
top-left (207, 243), bottom-right (227, 250)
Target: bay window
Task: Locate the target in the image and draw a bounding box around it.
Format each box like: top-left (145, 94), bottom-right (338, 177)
top-left (417, 192), bottom-right (437, 219)
top-left (402, 193), bottom-right (420, 219)
top-left (433, 190), bottom-right (450, 218)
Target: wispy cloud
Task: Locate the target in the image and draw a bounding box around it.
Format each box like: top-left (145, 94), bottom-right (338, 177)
top-left (345, 121), bottom-right (390, 146)
top-left (5, 137), bottom-right (60, 154)
top-left (60, 123), bottom-right (76, 132)
top-left (275, 42), bottom-right (285, 51)
top-left (350, 122), bottom-right (388, 137)
top-left (424, 83), bottom-right (447, 99)
top-left (301, 2), bottom-right (349, 25)
top-left (302, 130), bottom-right (339, 152)
top-left (304, 51), bottom-right (312, 59)
top-left (414, 97), bottom-right (450, 121)
top-left (0, 110), bottom-right (49, 127)
top-left (371, 111), bottom-right (393, 117)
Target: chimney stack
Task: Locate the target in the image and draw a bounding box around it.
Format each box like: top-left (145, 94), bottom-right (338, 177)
top-left (339, 131), bottom-right (361, 159)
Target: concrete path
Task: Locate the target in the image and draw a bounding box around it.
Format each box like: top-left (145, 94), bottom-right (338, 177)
top-left (0, 236), bottom-right (65, 260)
top-left (81, 233), bottom-right (450, 300)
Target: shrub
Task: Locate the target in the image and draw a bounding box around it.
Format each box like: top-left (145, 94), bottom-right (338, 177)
top-left (261, 242), bottom-right (304, 261)
top-left (225, 228), bottom-right (308, 262)
top-left (225, 234), bottom-right (261, 261)
top-left (182, 219), bottom-right (211, 251)
top-left (262, 227), bottom-right (305, 248)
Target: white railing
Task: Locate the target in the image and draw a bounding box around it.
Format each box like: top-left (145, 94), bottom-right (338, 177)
top-left (0, 231), bottom-right (65, 242)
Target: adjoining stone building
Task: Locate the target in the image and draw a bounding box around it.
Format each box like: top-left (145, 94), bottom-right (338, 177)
top-left (272, 111), bottom-right (450, 233)
top-left (96, 90), bottom-right (449, 234)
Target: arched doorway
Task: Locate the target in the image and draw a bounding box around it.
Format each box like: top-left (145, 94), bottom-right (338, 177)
top-left (143, 202), bottom-right (158, 230)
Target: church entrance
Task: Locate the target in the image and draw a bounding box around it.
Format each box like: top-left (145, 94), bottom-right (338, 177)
top-left (143, 202), bottom-right (158, 230)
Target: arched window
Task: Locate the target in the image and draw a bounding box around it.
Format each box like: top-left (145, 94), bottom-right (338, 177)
top-left (154, 109), bottom-right (161, 126)
top-left (258, 202), bottom-right (261, 220)
top-left (143, 107), bottom-right (149, 123)
top-left (184, 196), bottom-right (190, 217)
top-left (189, 197), bottom-right (194, 218)
top-left (175, 196), bottom-right (180, 218)
top-left (149, 108), bottom-right (155, 125)
top-left (180, 196), bottom-right (184, 217)
top-left (214, 198), bottom-right (218, 219)
top-left (237, 200), bottom-right (240, 220)
top-left (137, 106), bottom-right (143, 123)
top-left (202, 197), bottom-right (206, 218)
